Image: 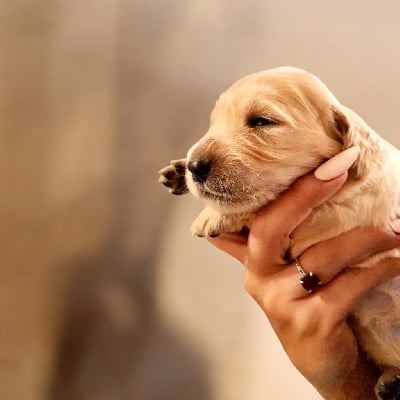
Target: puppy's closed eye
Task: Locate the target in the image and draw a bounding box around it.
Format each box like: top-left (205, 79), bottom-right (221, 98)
top-left (247, 116), bottom-right (277, 128)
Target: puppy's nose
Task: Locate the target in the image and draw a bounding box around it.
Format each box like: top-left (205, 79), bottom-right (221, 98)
top-left (187, 159), bottom-right (211, 183)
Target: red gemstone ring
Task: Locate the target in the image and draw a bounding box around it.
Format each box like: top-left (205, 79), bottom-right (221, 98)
top-left (295, 258), bottom-right (322, 293)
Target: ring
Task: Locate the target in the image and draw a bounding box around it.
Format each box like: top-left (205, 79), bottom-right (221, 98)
top-left (295, 258), bottom-right (322, 293)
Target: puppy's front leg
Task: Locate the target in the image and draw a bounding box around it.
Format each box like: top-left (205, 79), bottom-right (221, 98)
top-left (191, 207), bottom-right (253, 237)
top-left (158, 158), bottom-right (189, 195)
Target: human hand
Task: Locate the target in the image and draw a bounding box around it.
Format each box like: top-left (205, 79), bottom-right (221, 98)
top-left (208, 149), bottom-right (400, 400)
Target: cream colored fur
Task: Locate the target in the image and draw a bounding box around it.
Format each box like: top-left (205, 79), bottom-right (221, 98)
top-left (183, 68), bottom-right (400, 374)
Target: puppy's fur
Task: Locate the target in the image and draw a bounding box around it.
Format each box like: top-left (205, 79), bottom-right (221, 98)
top-left (159, 67), bottom-right (400, 396)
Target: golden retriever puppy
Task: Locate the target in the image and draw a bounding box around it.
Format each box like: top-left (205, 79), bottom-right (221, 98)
top-left (159, 67), bottom-right (400, 398)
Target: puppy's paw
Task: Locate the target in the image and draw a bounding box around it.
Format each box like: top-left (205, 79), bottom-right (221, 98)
top-left (158, 159), bottom-right (188, 195)
top-left (191, 209), bottom-right (226, 238)
top-left (191, 208), bottom-right (252, 238)
top-left (375, 369), bottom-right (400, 400)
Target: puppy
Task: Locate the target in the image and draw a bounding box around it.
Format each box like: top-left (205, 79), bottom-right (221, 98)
top-left (159, 67), bottom-right (400, 398)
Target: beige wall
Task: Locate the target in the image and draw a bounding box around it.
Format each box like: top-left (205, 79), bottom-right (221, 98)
top-left (1, 1), bottom-right (400, 399)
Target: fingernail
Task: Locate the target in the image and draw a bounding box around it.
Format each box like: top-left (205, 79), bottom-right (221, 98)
top-left (314, 146), bottom-right (360, 181)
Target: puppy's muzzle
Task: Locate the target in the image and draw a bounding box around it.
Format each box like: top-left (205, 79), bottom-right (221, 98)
top-left (187, 159), bottom-right (211, 183)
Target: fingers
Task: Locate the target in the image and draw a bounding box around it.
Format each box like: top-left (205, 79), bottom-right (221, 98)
top-left (245, 257), bottom-right (400, 337)
top-left (296, 226), bottom-right (400, 290)
top-left (244, 226), bottom-right (400, 304)
top-left (247, 172), bottom-right (348, 274)
top-left (322, 257), bottom-right (400, 319)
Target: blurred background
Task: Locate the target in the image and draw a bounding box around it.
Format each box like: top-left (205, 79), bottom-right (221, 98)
top-left (2, 1), bottom-right (400, 399)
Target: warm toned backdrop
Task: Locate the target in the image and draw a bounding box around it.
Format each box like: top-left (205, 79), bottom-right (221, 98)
top-left (1, 1), bottom-right (400, 399)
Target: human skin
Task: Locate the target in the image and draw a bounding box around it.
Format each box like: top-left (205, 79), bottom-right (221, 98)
top-left (208, 158), bottom-right (400, 399)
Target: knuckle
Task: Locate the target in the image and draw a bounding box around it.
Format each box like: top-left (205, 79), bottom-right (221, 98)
top-left (243, 271), bottom-right (267, 298)
top-left (243, 271), bottom-right (256, 295)
top-left (242, 273), bottom-right (283, 315)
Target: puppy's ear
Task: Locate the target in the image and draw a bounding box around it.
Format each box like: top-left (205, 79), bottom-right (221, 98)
top-left (330, 105), bottom-right (352, 147)
top-left (331, 106), bottom-right (350, 143)
top-left (330, 105), bottom-right (365, 178)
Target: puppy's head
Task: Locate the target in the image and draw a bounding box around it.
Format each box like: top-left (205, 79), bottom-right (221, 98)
top-left (186, 67), bottom-right (354, 213)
